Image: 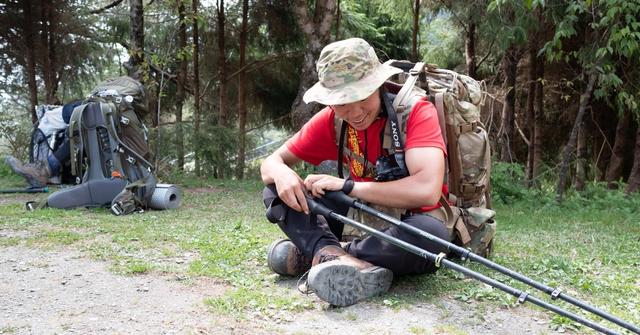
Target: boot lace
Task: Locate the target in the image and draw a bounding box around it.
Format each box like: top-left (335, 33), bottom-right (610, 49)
top-left (297, 270), bottom-right (312, 295)
top-left (296, 252), bottom-right (340, 295)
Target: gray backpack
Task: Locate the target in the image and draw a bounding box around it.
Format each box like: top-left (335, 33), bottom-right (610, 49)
top-left (47, 77), bottom-right (156, 212)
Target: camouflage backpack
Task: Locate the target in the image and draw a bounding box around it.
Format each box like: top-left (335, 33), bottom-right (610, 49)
top-left (335, 61), bottom-right (496, 257)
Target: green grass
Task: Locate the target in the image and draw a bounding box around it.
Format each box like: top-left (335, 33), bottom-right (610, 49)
top-left (0, 174), bottom-right (639, 333)
top-left (0, 326), bottom-right (20, 334)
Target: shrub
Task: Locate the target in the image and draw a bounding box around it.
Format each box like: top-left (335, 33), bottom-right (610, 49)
top-left (490, 162), bottom-right (529, 204)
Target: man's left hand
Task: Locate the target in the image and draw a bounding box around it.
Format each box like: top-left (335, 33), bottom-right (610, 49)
top-left (304, 174), bottom-right (346, 198)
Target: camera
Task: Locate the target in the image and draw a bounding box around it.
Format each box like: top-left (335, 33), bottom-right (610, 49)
top-left (374, 154), bottom-right (409, 182)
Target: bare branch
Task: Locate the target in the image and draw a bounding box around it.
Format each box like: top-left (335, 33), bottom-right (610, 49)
top-left (226, 51), bottom-right (302, 81)
top-left (88, 0), bottom-right (124, 14)
top-left (245, 112), bottom-right (292, 133)
top-left (119, 41), bottom-right (193, 95)
top-left (476, 38), bottom-right (497, 69)
top-left (514, 117), bottom-right (530, 146)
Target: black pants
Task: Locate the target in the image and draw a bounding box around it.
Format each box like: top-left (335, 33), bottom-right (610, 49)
top-left (263, 184), bottom-right (450, 276)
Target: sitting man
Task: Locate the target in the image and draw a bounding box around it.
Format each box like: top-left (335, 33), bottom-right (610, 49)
top-left (260, 38), bottom-right (450, 307)
top-left (5, 100), bottom-right (81, 188)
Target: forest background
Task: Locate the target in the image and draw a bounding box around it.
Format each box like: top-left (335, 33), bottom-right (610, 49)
top-left (0, 0), bottom-right (639, 201)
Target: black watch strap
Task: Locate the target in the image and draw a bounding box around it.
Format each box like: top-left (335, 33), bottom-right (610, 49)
top-left (342, 178), bottom-right (355, 195)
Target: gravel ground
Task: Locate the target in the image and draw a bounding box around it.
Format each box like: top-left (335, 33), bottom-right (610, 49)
top-left (1, 245), bottom-right (566, 335)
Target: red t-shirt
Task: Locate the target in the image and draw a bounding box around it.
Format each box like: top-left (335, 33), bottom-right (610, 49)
top-left (286, 98), bottom-right (447, 212)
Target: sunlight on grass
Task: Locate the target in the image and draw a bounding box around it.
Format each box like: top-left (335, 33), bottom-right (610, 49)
top-left (117, 259), bottom-right (153, 275)
top-left (204, 285), bottom-right (309, 317)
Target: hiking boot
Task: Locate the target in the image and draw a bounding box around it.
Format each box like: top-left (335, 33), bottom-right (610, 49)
top-left (267, 239), bottom-right (311, 276)
top-left (4, 156), bottom-right (50, 188)
top-left (307, 245), bottom-right (393, 307)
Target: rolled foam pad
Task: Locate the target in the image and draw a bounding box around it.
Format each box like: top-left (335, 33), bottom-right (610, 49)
top-left (150, 184), bottom-right (182, 210)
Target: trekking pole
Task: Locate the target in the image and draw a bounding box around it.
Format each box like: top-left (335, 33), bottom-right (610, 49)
top-left (305, 196), bottom-right (621, 335)
top-left (322, 191), bottom-right (639, 335)
top-left (0, 187), bottom-right (49, 194)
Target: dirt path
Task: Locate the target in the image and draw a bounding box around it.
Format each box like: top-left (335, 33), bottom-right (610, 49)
top-left (0, 245), bottom-right (563, 335)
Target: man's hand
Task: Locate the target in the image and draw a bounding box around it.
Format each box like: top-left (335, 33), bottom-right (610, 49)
top-left (261, 146), bottom-right (309, 214)
top-left (274, 171), bottom-right (310, 214)
top-left (304, 174), bottom-right (346, 198)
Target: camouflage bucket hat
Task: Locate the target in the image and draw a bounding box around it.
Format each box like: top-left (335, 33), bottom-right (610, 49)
top-left (303, 38), bottom-right (402, 105)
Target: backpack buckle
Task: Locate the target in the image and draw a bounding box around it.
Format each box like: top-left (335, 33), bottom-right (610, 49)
top-left (126, 156), bottom-right (136, 164)
top-left (120, 116), bottom-right (130, 125)
top-left (110, 203), bottom-right (124, 215)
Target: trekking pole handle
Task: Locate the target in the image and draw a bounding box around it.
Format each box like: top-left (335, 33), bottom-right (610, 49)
top-left (324, 191), bottom-right (356, 207)
top-left (305, 196), bottom-right (334, 217)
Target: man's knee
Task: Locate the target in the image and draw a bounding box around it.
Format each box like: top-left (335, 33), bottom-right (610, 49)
top-left (262, 184), bottom-right (278, 208)
top-left (263, 184), bottom-right (286, 223)
top-left (408, 214), bottom-right (449, 240)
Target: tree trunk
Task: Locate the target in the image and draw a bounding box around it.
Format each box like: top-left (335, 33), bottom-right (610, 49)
top-left (217, 0), bottom-right (227, 128)
top-left (175, 0), bottom-right (187, 171)
top-left (532, 45), bottom-right (544, 185)
top-left (236, 0), bottom-right (249, 179)
top-left (525, 40), bottom-right (537, 186)
top-left (47, 2), bottom-right (58, 103)
top-left (625, 127), bottom-right (640, 194)
top-left (574, 116), bottom-right (587, 191)
top-left (412, 0), bottom-right (420, 62)
top-left (22, 0), bottom-right (38, 123)
top-left (40, 0), bottom-right (58, 104)
top-left (192, 0), bottom-right (201, 174)
top-left (216, 0), bottom-right (226, 178)
top-left (498, 47), bottom-right (518, 162)
top-left (151, 82), bottom-right (160, 167)
top-left (465, 21), bottom-right (477, 78)
top-left (126, 0), bottom-right (145, 80)
top-left (291, 0), bottom-right (336, 129)
top-left (605, 110), bottom-right (633, 189)
top-left (556, 71), bottom-right (597, 202)
top-left (335, 0), bottom-right (340, 40)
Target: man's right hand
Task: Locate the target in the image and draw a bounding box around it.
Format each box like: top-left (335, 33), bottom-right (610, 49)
top-left (274, 172), bottom-right (309, 215)
top-left (261, 145), bottom-right (309, 215)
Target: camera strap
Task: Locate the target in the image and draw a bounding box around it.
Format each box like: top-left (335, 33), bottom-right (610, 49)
top-left (381, 91), bottom-right (408, 175)
top-left (338, 122), bottom-right (371, 179)
top-left (337, 121), bottom-right (347, 178)
top-left (337, 90), bottom-right (408, 179)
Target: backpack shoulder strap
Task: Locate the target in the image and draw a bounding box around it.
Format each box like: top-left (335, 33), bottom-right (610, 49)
top-left (433, 93), bottom-right (450, 186)
top-left (381, 62), bottom-right (428, 152)
top-left (434, 93), bottom-right (447, 146)
top-left (68, 103), bottom-right (89, 178)
top-left (391, 62), bottom-right (426, 113)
